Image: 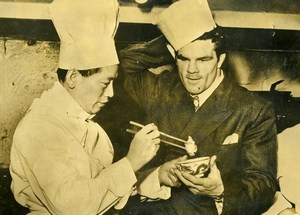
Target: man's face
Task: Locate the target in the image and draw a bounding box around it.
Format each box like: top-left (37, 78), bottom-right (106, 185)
top-left (74, 65), bottom-right (118, 114)
top-left (176, 39), bottom-right (225, 95)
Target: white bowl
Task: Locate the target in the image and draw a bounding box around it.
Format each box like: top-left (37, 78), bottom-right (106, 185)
top-left (176, 156), bottom-right (210, 177)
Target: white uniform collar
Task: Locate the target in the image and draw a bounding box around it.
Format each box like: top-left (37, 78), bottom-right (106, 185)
top-left (51, 81), bottom-right (93, 121)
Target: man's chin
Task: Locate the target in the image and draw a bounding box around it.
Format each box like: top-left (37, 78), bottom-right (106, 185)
top-left (92, 102), bottom-right (106, 113)
top-left (186, 88), bottom-right (203, 95)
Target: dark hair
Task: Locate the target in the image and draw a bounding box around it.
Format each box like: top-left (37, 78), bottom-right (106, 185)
top-left (195, 27), bottom-right (227, 58)
top-left (56, 68), bottom-right (100, 82)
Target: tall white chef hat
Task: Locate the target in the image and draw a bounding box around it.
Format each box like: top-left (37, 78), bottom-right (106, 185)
top-left (155, 0), bottom-right (216, 51)
top-left (49, 0), bottom-right (119, 70)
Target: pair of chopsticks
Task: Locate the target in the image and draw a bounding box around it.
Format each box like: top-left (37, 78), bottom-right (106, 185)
top-left (126, 121), bottom-right (189, 150)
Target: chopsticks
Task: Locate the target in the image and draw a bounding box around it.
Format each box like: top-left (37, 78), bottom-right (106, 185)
top-left (126, 121), bottom-right (189, 150)
top-left (130, 121), bottom-right (191, 144)
top-left (126, 129), bottom-right (186, 150)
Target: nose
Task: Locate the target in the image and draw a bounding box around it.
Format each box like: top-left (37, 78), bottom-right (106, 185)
top-left (187, 60), bottom-right (198, 74)
top-left (104, 81), bottom-right (114, 98)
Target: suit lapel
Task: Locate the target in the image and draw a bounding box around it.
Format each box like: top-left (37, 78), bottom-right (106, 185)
top-left (179, 79), bottom-right (234, 145)
top-left (167, 81), bottom-right (195, 136)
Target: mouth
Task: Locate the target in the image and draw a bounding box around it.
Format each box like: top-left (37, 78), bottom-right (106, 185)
top-left (186, 77), bottom-right (202, 83)
top-left (186, 75), bottom-right (202, 80)
top-left (97, 100), bottom-right (109, 106)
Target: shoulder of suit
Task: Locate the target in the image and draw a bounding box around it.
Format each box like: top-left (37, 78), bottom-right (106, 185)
top-left (229, 82), bottom-right (273, 108)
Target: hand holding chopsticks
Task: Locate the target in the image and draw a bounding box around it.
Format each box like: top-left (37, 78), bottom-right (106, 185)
top-left (126, 123), bottom-right (161, 172)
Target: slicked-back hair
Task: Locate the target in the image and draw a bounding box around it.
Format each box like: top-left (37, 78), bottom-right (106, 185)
top-left (195, 27), bottom-right (227, 58)
top-left (56, 68), bottom-right (101, 82)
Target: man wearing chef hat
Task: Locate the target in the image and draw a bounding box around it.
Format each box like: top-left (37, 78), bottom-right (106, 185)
top-left (120, 0), bottom-right (278, 214)
top-left (9, 0), bottom-right (161, 214)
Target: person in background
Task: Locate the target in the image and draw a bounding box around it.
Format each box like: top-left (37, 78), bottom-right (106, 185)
top-left (263, 124), bottom-right (300, 215)
top-left (119, 0), bottom-right (278, 214)
top-left (9, 0), bottom-right (160, 214)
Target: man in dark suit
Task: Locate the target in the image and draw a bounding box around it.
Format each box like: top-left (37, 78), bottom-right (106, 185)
top-left (119, 0), bottom-right (278, 214)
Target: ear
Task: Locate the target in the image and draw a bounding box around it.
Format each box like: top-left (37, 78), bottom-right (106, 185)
top-left (217, 53), bottom-right (226, 69)
top-left (65, 69), bottom-right (80, 89)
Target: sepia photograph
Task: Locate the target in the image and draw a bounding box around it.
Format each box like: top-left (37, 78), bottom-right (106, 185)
top-left (0, 0), bottom-right (299, 214)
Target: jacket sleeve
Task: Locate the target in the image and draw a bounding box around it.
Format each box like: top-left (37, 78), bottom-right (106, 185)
top-left (119, 36), bottom-right (175, 110)
top-left (222, 101), bottom-right (278, 215)
top-left (119, 35), bottom-right (174, 74)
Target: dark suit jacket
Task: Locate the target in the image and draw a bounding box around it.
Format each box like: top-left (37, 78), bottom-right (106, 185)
top-left (119, 37), bottom-right (278, 215)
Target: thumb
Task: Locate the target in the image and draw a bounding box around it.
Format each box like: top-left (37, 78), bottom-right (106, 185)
top-left (209, 155), bottom-right (220, 176)
top-left (177, 155), bottom-right (188, 162)
top-left (209, 155), bottom-right (217, 169)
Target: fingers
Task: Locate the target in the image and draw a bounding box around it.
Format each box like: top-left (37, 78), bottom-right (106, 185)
top-left (134, 123), bottom-right (160, 144)
top-left (139, 123), bottom-right (159, 135)
top-left (136, 123), bottom-right (160, 142)
top-left (173, 157), bottom-right (214, 187)
top-left (209, 155), bottom-right (217, 168)
top-left (176, 155), bottom-right (188, 162)
top-left (209, 155), bottom-right (220, 178)
top-left (173, 155), bottom-right (224, 196)
top-left (174, 169), bottom-right (210, 195)
top-left (168, 170), bottom-right (180, 185)
top-left (174, 169), bottom-right (196, 187)
top-left (189, 187), bottom-right (199, 194)
top-left (149, 129), bottom-right (160, 140)
top-left (154, 143), bottom-right (160, 153)
top-left (152, 138), bottom-right (161, 145)
top-left (165, 168), bottom-right (181, 187)
top-left (177, 155), bottom-right (219, 186)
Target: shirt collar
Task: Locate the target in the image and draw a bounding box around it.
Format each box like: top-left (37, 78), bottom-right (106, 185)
top-left (52, 81), bottom-right (92, 121)
top-left (190, 70), bottom-right (224, 108)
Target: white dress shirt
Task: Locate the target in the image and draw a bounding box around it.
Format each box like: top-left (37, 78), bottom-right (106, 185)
top-left (191, 70), bottom-right (224, 111)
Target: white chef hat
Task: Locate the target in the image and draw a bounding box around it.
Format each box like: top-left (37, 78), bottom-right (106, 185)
top-left (155, 0), bottom-right (216, 51)
top-left (49, 0), bottom-right (119, 70)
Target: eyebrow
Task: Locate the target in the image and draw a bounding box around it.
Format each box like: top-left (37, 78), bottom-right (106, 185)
top-left (108, 72), bottom-right (119, 81)
top-left (177, 54), bottom-right (213, 61)
top-left (176, 54), bottom-right (189, 61)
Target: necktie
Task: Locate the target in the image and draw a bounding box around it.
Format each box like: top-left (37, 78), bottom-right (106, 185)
top-left (193, 95), bottom-right (200, 112)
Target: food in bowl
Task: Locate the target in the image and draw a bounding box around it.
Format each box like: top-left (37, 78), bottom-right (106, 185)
top-left (185, 136), bottom-right (197, 156)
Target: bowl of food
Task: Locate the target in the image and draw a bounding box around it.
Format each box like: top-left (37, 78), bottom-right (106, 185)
top-left (176, 156), bottom-right (210, 177)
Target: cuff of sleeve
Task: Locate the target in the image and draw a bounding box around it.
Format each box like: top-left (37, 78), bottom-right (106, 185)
top-left (102, 157), bottom-right (137, 197)
top-left (214, 194), bottom-right (224, 215)
top-left (215, 199), bottom-right (223, 215)
top-left (137, 167), bottom-right (171, 200)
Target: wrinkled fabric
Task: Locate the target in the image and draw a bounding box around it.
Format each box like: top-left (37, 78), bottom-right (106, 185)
top-left (10, 82), bottom-right (137, 215)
